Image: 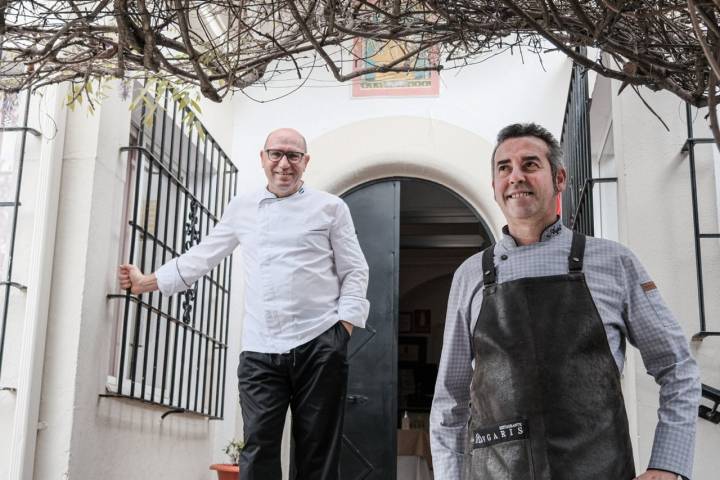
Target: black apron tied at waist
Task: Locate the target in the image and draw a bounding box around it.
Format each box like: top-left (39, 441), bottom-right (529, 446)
top-left (466, 232), bottom-right (635, 480)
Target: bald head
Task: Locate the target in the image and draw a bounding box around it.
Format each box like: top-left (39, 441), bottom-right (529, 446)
top-left (264, 128), bottom-right (307, 152)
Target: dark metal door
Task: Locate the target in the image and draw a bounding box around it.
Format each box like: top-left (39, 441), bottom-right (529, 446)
top-left (340, 180), bottom-right (399, 480)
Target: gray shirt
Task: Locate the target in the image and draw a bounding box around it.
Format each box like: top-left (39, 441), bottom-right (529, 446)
top-left (430, 219), bottom-right (700, 480)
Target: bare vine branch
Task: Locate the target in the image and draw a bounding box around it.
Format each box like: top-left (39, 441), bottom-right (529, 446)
top-left (0, 1), bottom-right (719, 145)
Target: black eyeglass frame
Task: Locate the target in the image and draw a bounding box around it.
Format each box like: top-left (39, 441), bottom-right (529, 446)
top-left (264, 149), bottom-right (306, 164)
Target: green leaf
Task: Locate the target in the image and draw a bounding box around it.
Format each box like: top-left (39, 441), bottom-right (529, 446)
top-left (195, 120), bottom-right (206, 141)
top-left (143, 104), bottom-right (157, 127)
top-left (156, 80), bottom-right (167, 100)
top-left (129, 93), bottom-right (146, 112)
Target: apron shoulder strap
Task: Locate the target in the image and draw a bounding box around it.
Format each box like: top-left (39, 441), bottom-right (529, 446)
top-left (568, 231), bottom-right (586, 273)
top-left (482, 244), bottom-right (497, 286)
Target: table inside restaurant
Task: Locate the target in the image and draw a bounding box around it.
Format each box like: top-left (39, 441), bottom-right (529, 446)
top-left (397, 429), bottom-right (433, 480)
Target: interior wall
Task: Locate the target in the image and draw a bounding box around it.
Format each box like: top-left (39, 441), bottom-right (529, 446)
top-left (399, 274), bottom-right (453, 365)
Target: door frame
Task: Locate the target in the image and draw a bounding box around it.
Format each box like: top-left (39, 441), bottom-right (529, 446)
top-left (342, 176), bottom-right (494, 243)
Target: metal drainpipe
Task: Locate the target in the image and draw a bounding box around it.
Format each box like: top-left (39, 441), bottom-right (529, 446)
top-left (9, 84), bottom-right (67, 480)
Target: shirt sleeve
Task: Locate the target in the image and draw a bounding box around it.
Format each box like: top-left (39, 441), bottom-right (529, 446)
top-left (329, 200), bottom-right (370, 328)
top-left (155, 197), bottom-right (241, 297)
top-left (430, 264), bottom-right (476, 479)
top-left (621, 251), bottom-right (701, 480)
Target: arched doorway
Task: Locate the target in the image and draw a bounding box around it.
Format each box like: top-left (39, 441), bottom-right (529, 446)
top-left (338, 178), bottom-right (494, 480)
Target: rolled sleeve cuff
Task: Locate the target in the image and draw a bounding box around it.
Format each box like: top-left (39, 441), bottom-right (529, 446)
top-left (155, 258), bottom-right (192, 297)
top-left (648, 423), bottom-right (696, 480)
top-left (338, 295), bottom-right (370, 328)
top-left (430, 454), bottom-right (465, 480)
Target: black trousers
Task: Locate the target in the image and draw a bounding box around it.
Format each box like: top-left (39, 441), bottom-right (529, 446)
top-left (237, 322), bottom-right (350, 480)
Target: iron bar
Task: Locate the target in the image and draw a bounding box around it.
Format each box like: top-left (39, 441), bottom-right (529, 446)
top-left (98, 393), bottom-right (222, 420)
top-left (194, 136), bottom-right (210, 412)
top-left (0, 126), bottom-right (41, 137)
top-left (139, 97), bottom-right (160, 401)
top-left (570, 178), bottom-right (618, 234)
top-left (683, 103), bottom-right (719, 338)
top-left (183, 132), bottom-right (207, 408)
top-left (0, 281), bottom-right (27, 291)
top-left (169, 97), bottom-right (187, 407)
top-left (144, 97), bottom-right (164, 401)
top-left (681, 138), bottom-right (715, 152)
top-left (117, 95), bottom-right (147, 397)
top-left (216, 150), bottom-right (230, 417)
top-left (222, 169), bottom-right (238, 418)
top-left (107, 295), bottom-right (228, 343)
top-left (162, 95), bottom-right (181, 406)
top-left (0, 91), bottom-right (32, 379)
top-left (177, 105), bottom-right (194, 409)
top-left (685, 103), bottom-right (706, 333)
top-left (205, 144), bottom-right (220, 410)
top-left (561, 49), bottom-right (595, 236)
top-left (151, 87), bottom-right (171, 404)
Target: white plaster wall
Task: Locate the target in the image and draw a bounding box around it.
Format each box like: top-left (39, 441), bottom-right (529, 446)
top-left (30, 82), bottom-right (242, 480)
top-left (229, 48), bottom-right (572, 194)
top-left (588, 73), bottom-right (641, 462)
top-left (198, 96), bottom-right (235, 155)
top-left (608, 83), bottom-right (720, 478)
top-left (0, 91), bottom-right (47, 480)
top-left (310, 116), bottom-right (501, 225)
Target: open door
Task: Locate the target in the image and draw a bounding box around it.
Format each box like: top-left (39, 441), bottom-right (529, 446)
top-left (340, 180), bottom-right (400, 480)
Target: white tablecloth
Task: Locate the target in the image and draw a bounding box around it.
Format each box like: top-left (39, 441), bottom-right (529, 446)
top-left (397, 455), bottom-right (433, 480)
top-left (397, 429), bottom-right (433, 480)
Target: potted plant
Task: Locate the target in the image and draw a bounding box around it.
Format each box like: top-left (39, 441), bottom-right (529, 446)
top-left (210, 439), bottom-right (244, 480)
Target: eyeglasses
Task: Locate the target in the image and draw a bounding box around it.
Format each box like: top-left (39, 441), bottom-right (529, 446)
top-left (265, 149), bottom-right (306, 164)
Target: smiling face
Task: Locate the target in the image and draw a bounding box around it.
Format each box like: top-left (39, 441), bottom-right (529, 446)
top-left (260, 128), bottom-right (309, 197)
top-left (492, 136), bottom-right (566, 228)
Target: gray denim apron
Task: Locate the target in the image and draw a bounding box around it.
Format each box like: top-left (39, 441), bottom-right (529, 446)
top-left (465, 232), bottom-right (635, 480)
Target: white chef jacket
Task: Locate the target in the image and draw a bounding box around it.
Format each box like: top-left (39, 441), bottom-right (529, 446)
top-left (156, 185), bottom-right (370, 353)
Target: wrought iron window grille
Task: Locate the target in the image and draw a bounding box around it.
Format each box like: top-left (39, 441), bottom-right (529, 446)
top-left (0, 91), bottom-right (38, 381)
top-left (681, 104), bottom-right (720, 341)
top-left (561, 52), bottom-right (592, 235)
top-left (560, 51), bottom-right (620, 236)
top-left (105, 84), bottom-right (238, 419)
top-left (566, 177), bottom-right (618, 234)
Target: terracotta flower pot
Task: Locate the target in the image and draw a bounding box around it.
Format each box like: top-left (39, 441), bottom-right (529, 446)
top-left (209, 463), bottom-right (239, 480)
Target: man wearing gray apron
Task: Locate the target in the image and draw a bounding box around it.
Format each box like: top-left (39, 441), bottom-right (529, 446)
top-left (430, 123), bottom-right (700, 480)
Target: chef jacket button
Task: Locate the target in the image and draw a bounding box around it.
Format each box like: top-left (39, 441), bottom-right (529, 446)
top-left (500, 254), bottom-right (508, 261)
